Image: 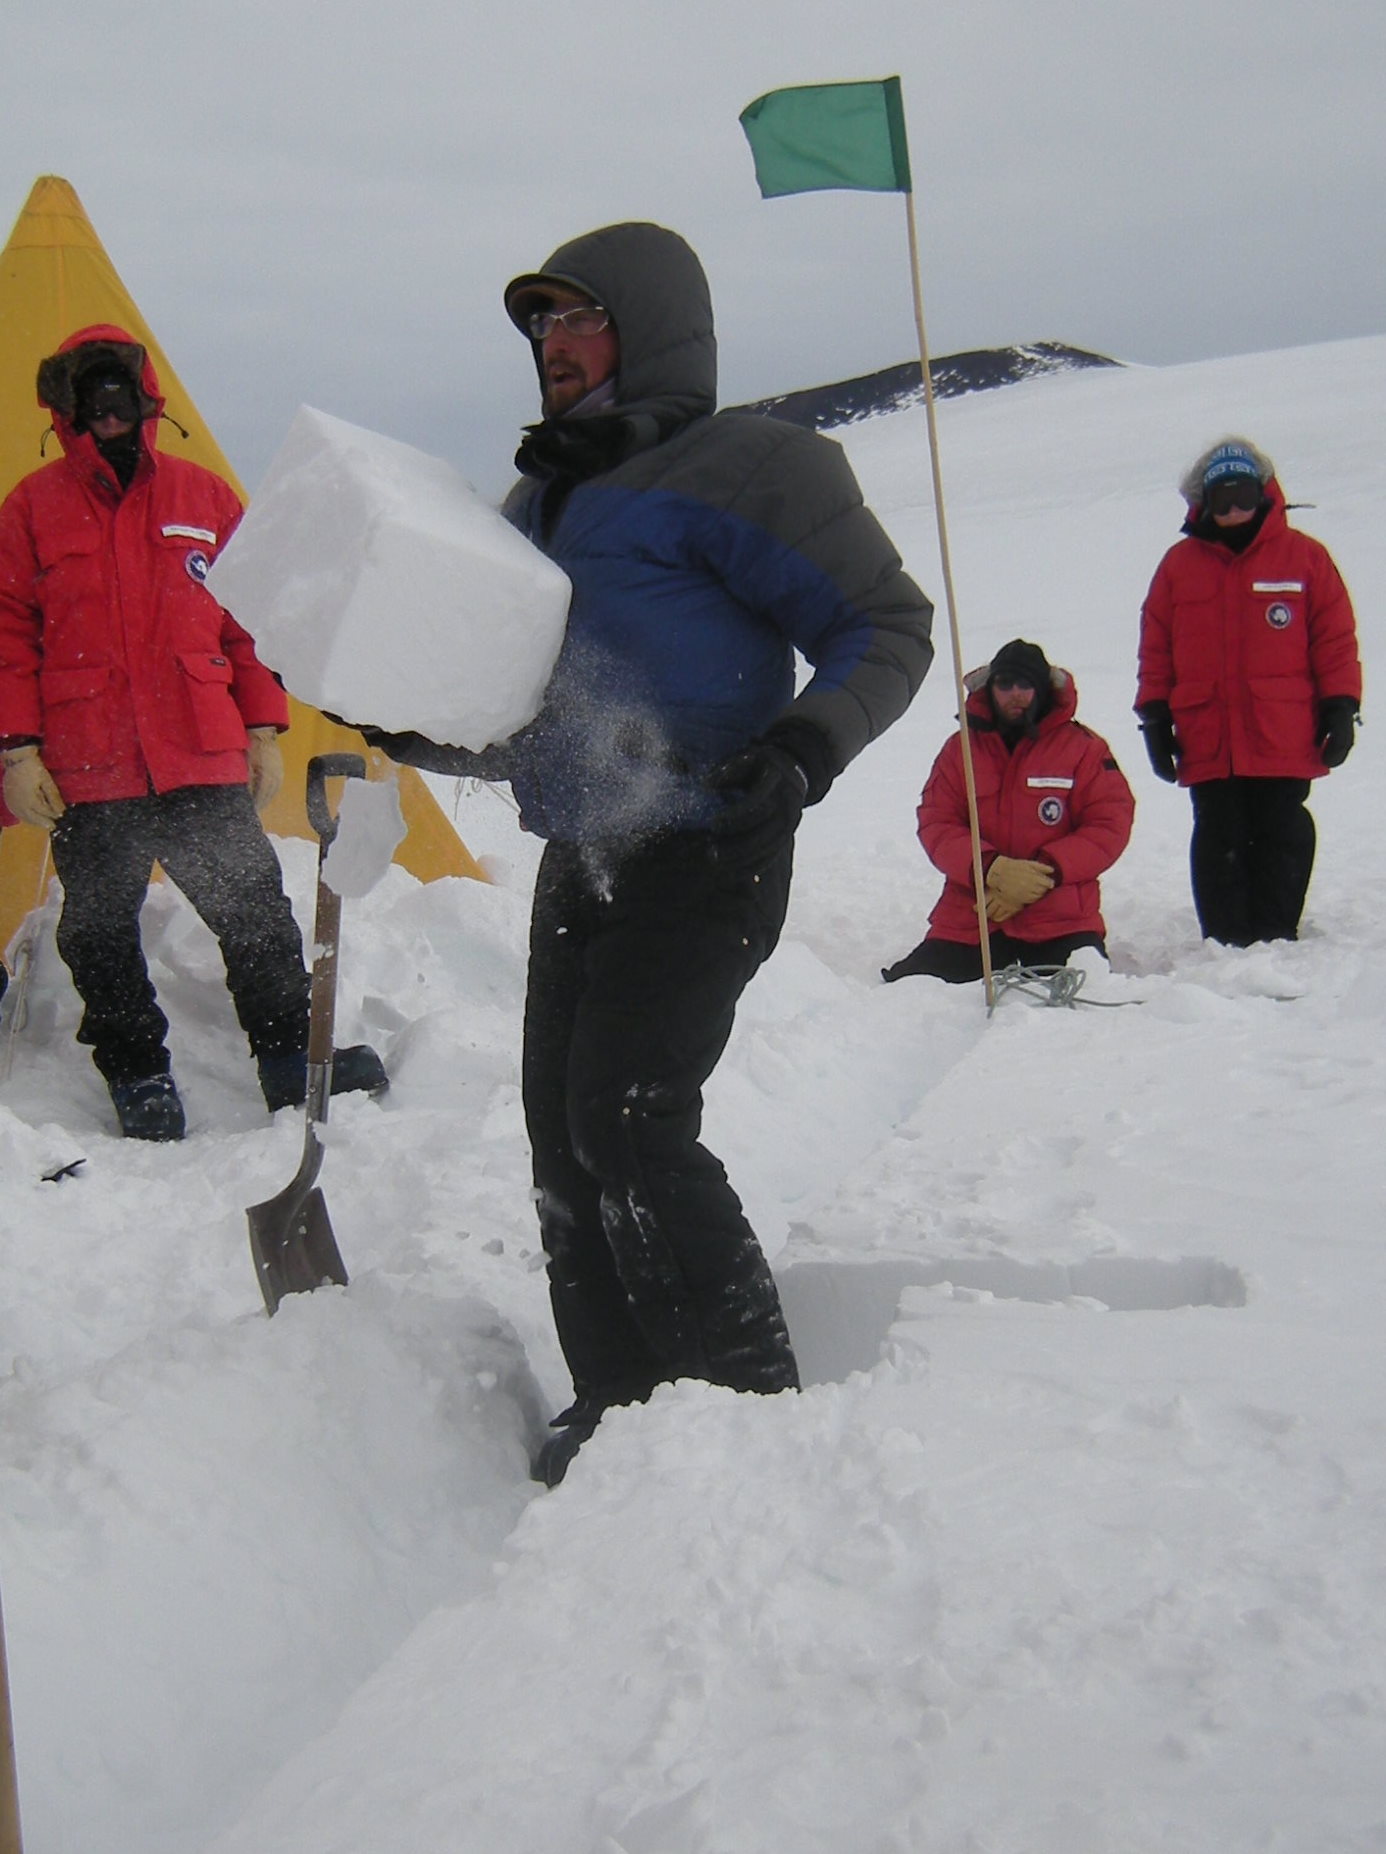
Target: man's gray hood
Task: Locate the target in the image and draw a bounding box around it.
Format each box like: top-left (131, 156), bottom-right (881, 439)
top-left (506, 221), bottom-right (717, 431)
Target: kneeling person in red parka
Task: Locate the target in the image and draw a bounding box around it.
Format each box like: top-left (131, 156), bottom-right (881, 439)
top-left (884, 640), bottom-right (1135, 984)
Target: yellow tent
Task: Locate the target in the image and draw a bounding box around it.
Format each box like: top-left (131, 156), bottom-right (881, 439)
top-left (0, 174), bottom-right (485, 959)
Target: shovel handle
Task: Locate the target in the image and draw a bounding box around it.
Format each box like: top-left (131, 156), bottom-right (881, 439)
top-left (304, 754), bottom-right (366, 1085)
top-left (306, 754), bottom-right (368, 846)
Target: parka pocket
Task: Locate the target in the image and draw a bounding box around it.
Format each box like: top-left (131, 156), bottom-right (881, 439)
top-left (38, 663), bottom-right (114, 771)
top-left (33, 527), bottom-right (103, 577)
top-left (32, 529), bottom-right (106, 617)
top-left (1247, 675), bottom-right (1316, 760)
top-left (178, 651), bottom-right (246, 752)
top-left (1169, 678), bottom-right (1223, 765)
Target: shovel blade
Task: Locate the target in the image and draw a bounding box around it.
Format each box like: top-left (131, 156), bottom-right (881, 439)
top-left (247, 1183), bottom-right (348, 1317)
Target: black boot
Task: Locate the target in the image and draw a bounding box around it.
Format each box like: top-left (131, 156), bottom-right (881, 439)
top-left (532, 1399), bottom-right (605, 1488)
top-left (258, 1043), bottom-right (388, 1113)
top-left (531, 1380), bottom-right (657, 1488)
top-left (109, 1073), bottom-right (185, 1142)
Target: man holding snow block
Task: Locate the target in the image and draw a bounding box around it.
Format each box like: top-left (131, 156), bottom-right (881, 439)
top-left (884, 640), bottom-right (1135, 985)
top-left (0, 327), bottom-right (384, 1139)
top-left (361, 221), bottom-right (934, 1483)
top-left (1135, 437), bottom-right (1362, 946)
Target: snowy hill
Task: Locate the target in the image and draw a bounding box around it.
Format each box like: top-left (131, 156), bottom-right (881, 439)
top-left (2, 332), bottom-right (1384, 1854)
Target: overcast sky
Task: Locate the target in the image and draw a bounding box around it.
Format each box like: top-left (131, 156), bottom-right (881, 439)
top-left (3, 1), bottom-right (1383, 498)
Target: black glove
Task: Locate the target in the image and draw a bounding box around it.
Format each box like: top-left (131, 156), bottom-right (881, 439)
top-left (706, 742), bottom-right (809, 869)
top-left (1137, 702), bottom-right (1180, 784)
top-left (1317, 696), bottom-right (1358, 769)
top-left (350, 722), bottom-right (504, 779)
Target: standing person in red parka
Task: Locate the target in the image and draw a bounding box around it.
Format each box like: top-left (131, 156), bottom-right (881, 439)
top-left (1136, 437), bottom-right (1363, 946)
top-left (0, 326), bottom-right (384, 1139)
top-left (884, 639), bottom-right (1135, 984)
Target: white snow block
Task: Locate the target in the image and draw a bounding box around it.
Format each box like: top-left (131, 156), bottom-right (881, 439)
top-left (207, 407), bottom-right (569, 750)
top-left (321, 776), bottom-right (407, 900)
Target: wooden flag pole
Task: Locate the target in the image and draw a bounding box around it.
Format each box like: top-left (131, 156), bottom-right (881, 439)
top-left (0, 1586), bottom-right (23, 1854)
top-left (902, 188), bottom-right (995, 1007)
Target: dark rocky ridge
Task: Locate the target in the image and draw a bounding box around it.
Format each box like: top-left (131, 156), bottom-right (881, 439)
top-left (730, 342), bottom-right (1120, 430)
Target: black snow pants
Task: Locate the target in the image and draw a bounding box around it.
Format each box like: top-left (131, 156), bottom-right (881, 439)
top-left (49, 784), bottom-right (310, 1085)
top-left (1188, 776), bottom-right (1316, 945)
top-left (882, 928), bottom-right (1106, 984)
top-left (522, 831), bottom-right (801, 1410)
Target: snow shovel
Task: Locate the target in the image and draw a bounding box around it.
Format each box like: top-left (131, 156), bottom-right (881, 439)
top-left (247, 753), bottom-right (366, 1316)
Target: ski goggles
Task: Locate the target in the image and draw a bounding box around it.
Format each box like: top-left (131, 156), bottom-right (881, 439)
top-left (1205, 477), bottom-right (1262, 515)
top-left (526, 305), bottom-right (611, 340)
top-left (75, 370), bottom-right (142, 430)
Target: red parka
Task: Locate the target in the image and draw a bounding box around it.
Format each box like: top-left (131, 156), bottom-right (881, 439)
top-left (0, 325), bottom-right (288, 805)
top-left (1135, 481), bottom-right (1361, 785)
top-left (919, 668), bottom-right (1135, 945)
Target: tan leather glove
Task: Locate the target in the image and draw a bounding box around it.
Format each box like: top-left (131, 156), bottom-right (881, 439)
top-left (984, 854), bottom-right (1055, 922)
top-left (246, 728), bottom-right (284, 811)
top-left (2, 745), bottom-right (66, 829)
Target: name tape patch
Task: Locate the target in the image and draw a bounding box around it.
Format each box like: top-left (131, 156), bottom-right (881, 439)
top-left (163, 524), bottom-right (218, 544)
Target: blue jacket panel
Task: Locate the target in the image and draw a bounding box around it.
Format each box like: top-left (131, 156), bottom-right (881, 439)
top-left (504, 472), bottom-right (897, 841)
top-left (496, 406), bottom-right (933, 844)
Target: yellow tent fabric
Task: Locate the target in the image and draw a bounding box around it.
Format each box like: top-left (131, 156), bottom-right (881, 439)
top-left (0, 174), bottom-right (485, 960)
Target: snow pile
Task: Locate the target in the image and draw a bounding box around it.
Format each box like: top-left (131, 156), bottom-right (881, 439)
top-left (207, 406), bottom-right (570, 748)
top-left (2, 334), bottom-right (1385, 1854)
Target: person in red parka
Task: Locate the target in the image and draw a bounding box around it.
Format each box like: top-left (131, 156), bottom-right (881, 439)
top-left (1135, 436), bottom-right (1363, 946)
top-left (884, 639), bottom-right (1135, 984)
top-left (0, 327), bottom-right (383, 1139)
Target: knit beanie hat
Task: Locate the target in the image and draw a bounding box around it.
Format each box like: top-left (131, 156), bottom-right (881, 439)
top-left (1201, 442), bottom-right (1263, 490)
top-left (987, 638), bottom-right (1051, 692)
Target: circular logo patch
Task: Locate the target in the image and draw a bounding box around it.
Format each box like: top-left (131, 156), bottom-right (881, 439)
top-left (185, 549), bottom-right (211, 584)
top-left (1038, 796), bottom-right (1065, 825)
top-left (1265, 601), bottom-right (1293, 630)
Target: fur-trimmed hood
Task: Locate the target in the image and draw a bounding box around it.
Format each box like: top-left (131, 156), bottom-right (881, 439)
top-left (1178, 434), bottom-right (1274, 506)
top-left (962, 660), bottom-right (1077, 729)
top-left (35, 324), bottom-right (163, 463)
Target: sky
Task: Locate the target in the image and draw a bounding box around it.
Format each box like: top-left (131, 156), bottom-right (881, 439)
top-left (1, 332), bottom-right (1383, 1852)
top-left (3, 0), bottom-right (1384, 497)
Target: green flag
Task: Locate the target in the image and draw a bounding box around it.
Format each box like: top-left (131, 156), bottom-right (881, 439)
top-left (739, 78), bottom-right (912, 198)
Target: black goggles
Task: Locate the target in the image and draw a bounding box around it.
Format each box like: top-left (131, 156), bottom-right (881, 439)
top-left (1205, 477), bottom-right (1262, 515)
top-left (75, 372), bottom-right (141, 428)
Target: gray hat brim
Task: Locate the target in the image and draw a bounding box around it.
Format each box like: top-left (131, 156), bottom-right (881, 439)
top-left (503, 270), bottom-right (597, 333)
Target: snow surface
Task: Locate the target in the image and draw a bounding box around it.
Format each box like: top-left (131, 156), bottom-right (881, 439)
top-left (2, 334), bottom-right (1384, 1854)
top-left (206, 406), bottom-right (570, 749)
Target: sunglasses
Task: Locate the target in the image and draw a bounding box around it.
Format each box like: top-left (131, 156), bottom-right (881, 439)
top-left (527, 306), bottom-right (611, 340)
top-left (1205, 478), bottom-right (1261, 515)
top-left (991, 675), bottom-right (1037, 694)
